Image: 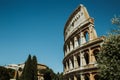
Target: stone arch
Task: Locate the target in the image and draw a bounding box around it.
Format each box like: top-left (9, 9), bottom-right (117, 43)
top-left (84, 74), bottom-right (90, 80)
top-left (84, 52), bottom-right (89, 65)
top-left (68, 42), bottom-right (70, 52)
top-left (77, 76), bottom-right (81, 80)
top-left (76, 74), bottom-right (81, 80)
top-left (71, 75), bottom-right (74, 80)
top-left (71, 57), bottom-right (74, 68)
top-left (77, 34), bottom-right (81, 45)
top-left (93, 49), bottom-right (100, 61)
top-left (84, 31), bottom-right (89, 42)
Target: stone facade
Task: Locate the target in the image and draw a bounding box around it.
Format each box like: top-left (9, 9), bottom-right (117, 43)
top-left (63, 4), bottom-right (104, 80)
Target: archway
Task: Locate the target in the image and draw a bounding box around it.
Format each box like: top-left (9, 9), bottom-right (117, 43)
top-left (84, 52), bottom-right (89, 65)
top-left (93, 49), bottom-right (99, 61)
top-left (77, 55), bottom-right (80, 67)
top-left (84, 31), bottom-right (89, 42)
top-left (84, 74), bottom-right (90, 80)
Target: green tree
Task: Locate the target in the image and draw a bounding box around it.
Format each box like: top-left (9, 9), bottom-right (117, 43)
top-left (7, 68), bottom-right (15, 79)
top-left (0, 66), bottom-right (10, 80)
top-left (32, 55), bottom-right (38, 80)
top-left (97, 16), bottom-right (120, 80)
top-left (20, 55), bottom-right (32, 80)
top-left (39, 68), bottom-right (52, 80)
top-left (20, 55), bottom-right (38, 80)
top-left (56, 72), bottom-right (63, 80)
top-left (39, 67), bottom-right (58, 80)
top-left (39, 67), bottom-right (63, 80)
top-left (16, 71), bottom-right (19, 80)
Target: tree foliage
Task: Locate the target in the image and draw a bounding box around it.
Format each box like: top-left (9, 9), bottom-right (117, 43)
top-left (39, 68), bottom-right (53, 80)
top-left (0, 66), bottom-right (10, 80)
top-left (0, 66), bottom-right (15, 80)
top-left (20, 54), bottom-right (38, 80)
top-left (56, 72), bottom-right (63, 80)
top-left (32, 55), bottom-right (38, 80)
top-left (39, 68), bottom-right (63, 80)
top-left (97, 16), bottom-right (120, 80)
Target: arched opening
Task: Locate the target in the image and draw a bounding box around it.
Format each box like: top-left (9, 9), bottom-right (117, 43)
top-left (84, 31), bottom-right (89, 42)
top-left (64, 63), bottom-right (66, 71)
top-left (78, 37), bottom-right (81, 45)
top-left (84, 52), bottom-right (89, 65)
top-left (68, 43), bottom-right (70, 52)
top-left (64, 46), bottom-right (67, 56)
top-left (70, 75), bottom-right (74, 80)
top-left (77, 55), bottom-right (80, 67)
top-left (77, 36), bottom-right (80, 46)
top-left (72, 40), bottom-right (74, 48)
top-left (77, 75), bottom-right (81, 80)
top-left (76, 36), bottom-right (80, 46)
top-left (84, 74), bottom-right (89, 80)
top-left (67, 60), bottom-right (69, 70)
top-left (71, 58), bottom-right (74, 68)
top-left (93, 49), bottom-right (99, 61)
top-left (71, 76), bottom-right (74, 80)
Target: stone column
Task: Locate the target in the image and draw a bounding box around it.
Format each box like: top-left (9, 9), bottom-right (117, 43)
top-left (81, 74), bottom-right (85, 80)
top-left (66, 61), bottom-right (68, 71)
top-left (67, 45), bottom-right (69, 54)
top-left (80, 52), bottom-right (86, 68)
top-left (89, 25), bottom-right (93, 41)
top-left (90, 73), bottom-right (95, 80)
top-left (89, 26), bottom-right (97, 40)
top-left (70, 41), bottom-right (73, 51)
top-left (74, 55), bottom-right (77, 68)
top-left (69, 59), bottom-right (73, 69)
top-left (69, 77), bottom-right (71, 80)
top-left (74, 36), bottom-right (79, 48)
top-left (89, 49), bottom-right (96, 64)
top-left (93, 27), bottom-right (97, 39)
top-left (74, 75), bottom-right (77, 80)
top-left (80, 32), bottom-right (86, 45)
top-left (89, 48), bottom-right (92, 64)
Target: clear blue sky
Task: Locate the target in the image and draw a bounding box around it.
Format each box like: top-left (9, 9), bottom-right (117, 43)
top-left (0, 0), bottom-right (120, 73)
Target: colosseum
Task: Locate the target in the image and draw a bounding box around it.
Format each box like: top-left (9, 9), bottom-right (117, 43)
top-left (63, 4), bottom-right (104, 80)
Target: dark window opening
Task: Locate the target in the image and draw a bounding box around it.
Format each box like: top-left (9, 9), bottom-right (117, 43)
top-left (77, 56), bottom-right (80, 67)
top-left (84, 52), bottom-right (89, 65)
top-left (77, 75), bottom-right (81, 80)
top-left (84, 74), bottom-right (89, 80)
top-left (71, 58), bottom-right (74, 68)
